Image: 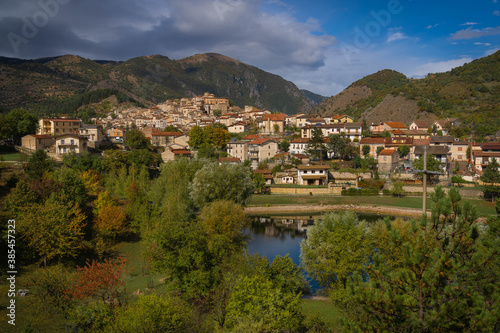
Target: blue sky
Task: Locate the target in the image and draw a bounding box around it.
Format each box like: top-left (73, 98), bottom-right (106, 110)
top-left (1, 0), bottom-right (499, 96)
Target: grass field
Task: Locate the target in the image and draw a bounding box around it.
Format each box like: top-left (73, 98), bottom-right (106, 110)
top-left (301, 298), bottom-right (342, 330)
top-left (0, 153), bottom-right (28, 162)
top-left (248, 194), bottom-right (497, 216)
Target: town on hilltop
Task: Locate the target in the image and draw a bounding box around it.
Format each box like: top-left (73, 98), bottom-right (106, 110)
top-left (18, 92), bottom-right (500, 189)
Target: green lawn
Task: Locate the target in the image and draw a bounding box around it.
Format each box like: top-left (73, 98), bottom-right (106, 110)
top-left (301, 298), bottom-right (342, 330)
top-left (0, 153), bottom-right (28, 162)
top-left (249, 194), bottom-right (497, 216)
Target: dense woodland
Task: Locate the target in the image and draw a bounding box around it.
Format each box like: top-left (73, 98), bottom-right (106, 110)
top-left (0, 127), bottom-right (499, 331)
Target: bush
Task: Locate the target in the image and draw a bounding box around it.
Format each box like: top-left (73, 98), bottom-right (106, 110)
top-left (382, 189), bottom-right (391, 196)
top-left (359, 179), bottom-right (385, 190)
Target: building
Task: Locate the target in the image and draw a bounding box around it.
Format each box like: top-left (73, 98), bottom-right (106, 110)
top-left (409, 121), bottom-right (429, 132)
top-left (290, 138), bottom-right (309, 155)
top-left (228, 121), bottom-right (250, 133)
top-left (450, 140), bottom-right (469, 162)
top-left (21, 134), bottom-right (55, 152)
top-left (359, 137), bottom-right (385, 158)
top-left (261, 114), bottom-right (286, 134)
top-left (378, 149), bottom-right (399, 173)
top-left (248, 138), bottom-right (279, 165)
top-left (55, 134), bottom-right (87, 155)
top-left (38, 118), bottom-right (81, 136)
top-left (297, 165), bottom-right (330, 185)
top-left (106, 127), bottom-right (126, 143)
top-left (78, 124), bottom-right (103, 148)
top-left (227, 140), bottom-right (250, 161)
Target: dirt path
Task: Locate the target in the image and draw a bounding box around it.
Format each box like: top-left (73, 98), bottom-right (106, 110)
top-left (245, 204), bottom-right (430, 217)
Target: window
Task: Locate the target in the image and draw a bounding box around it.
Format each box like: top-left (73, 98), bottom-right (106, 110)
top-left (458, 147), bottom-right (463, 151)
top-left (61, 139), bottom-right (65, 144)
top-left (70, 139), bottom-right (74, 145)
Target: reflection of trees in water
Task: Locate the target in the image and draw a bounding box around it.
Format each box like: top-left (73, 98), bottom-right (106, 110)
top-left (250, 216), bottom-right (317, 239)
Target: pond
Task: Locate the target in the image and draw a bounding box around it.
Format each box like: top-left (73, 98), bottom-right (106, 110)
top-left (245, 212), bottom-right (403, 294)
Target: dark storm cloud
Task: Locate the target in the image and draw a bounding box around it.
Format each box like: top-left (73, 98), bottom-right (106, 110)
top-left (0, 0), bottom-right (335, 70)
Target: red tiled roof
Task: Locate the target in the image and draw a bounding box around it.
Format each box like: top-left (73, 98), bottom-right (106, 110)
top-left (264, 114), bottom-right (286, 121)
top-left (29, 134), bottom-right (53, 139)
top-left (248, 138), bottom-right (275, 145)
top-left (241, 134), bottom-right (262, 140)
top-left (385, 122), bottom-right (407, 129)
top-left (413, 139), bottom-right (431, 146)
top-left (379, 149), bottom-right (397, 156)
top-left (152, 131), bottom-right (183, 136)
top-left (360, 137), bottom-right (385, 144)
top-left (172, 149), bottom-right (191, 155)
top-left (412, 120), bottom-right (428, 128)
top-left (290, 138), bottom-right (309, 143)
top-left (46, 118), bottom-right (81, 122)
top-left (291, 154), bottom-right (309, 159)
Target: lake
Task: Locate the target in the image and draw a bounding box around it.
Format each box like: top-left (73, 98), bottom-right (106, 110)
top-left (245, 212), bottom-right (402, 293)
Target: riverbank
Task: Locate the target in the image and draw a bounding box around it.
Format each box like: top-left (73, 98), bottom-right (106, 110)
top-left (245, 203), bottom-right (429, 217)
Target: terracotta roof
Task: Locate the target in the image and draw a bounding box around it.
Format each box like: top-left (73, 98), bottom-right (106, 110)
top-left (379, 149), bottom-right (397, 156)
top-left (412, 120), bottom-right (428, 128)
top-left (290, 138), bottom-right (309, 143)
top-left (152, 131), bottom-right (183, 136)
top-left (413, 139), bottom-right (431, 146)
top-left (385, 122), bottom-right (407, 129)
top-left (241, 134), bottom-right (262, 140)
top-left (297, 165), bottom-right (330, 170)
top-left (430, 136), bottom-right (454, 143)
top-left (473, 151), bottom-right (500, 157)
top-left (171, 149), bottom-right (191, 155)
top-left (46, 119), bottom-right (81, 122)
top-left (292, 154), bottom-right (309, 159)
top-left (248, 138), bottom-right (276, 145)
top-left (414, 146), bottom-right (450, 155)
top-left (360, 137), bottom-right (385, 144)
top-left (391, 129), bottom-right (406, 135)
top-left (264, 114), bottom-right (286, 121)
top-left (219, 157), bottom-right (240, 163)
top-left (28, 134), bottom-right (53, 139)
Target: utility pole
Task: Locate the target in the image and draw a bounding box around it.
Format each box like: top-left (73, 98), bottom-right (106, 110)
top-left (423, 146), bottom-right (427, 214)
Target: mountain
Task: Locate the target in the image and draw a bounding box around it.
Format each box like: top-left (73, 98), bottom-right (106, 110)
top-left (300, 89), bottom-right (327, 106)
top-left (313, 51), bottom-right (500, 137)
top-left (0, 53), bottom-right (314, 116)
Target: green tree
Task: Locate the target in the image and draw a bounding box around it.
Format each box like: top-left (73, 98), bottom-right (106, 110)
top-left (380, 130), bottom-right (391, 138)
top-left (305, 127), bottom-right (326, 160)
top-left (252, 173), bottom-right (266, 194)
top-left (412, 154), bottom-right (442, 184)
top-left (376, 145), bottom-right (385, 156)
top-left (346, 187), bottom-right (500, 332)
top-left (300, 211), bottom-right (370, 303)
top-left (17, 198), bottom-right (86, 265)
top-left (362, 144), bottom-right (370, 157)
top-left (197, 142), bottom-right (218, 159)
top-left (480, 158), bottom-right (500, 201)
top-left (397, 144), bottom-right (410, 159)
top-left (190, 163), bottom-right (254, 208)
top-left (327, 134), bottom-right (347, 159)
top-left (164, 125), bottom-right (181, 132)
top-left (188, 125), bottom-right (204, 148)
top-left (110, 294), bottom-right (193, 333)
top-left (279, 139), bottom-right (290, 152)
top-left (124, 129), bottom-right (149, 149)
top-left (63, 151), bottom-right (102, 172)
top-left (5, 108), bottom-right (39, 142)
top-left (391, 179), bottom-right (405, 197)
top-left (25, 149), bottom-right (54, 179)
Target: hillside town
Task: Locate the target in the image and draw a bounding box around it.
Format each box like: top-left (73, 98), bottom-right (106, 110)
top-left (18, 92), bottom-right (500, 188)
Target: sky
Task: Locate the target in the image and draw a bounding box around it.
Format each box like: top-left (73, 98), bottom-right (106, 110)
top-left (1, 0), bottom-right (499, 96)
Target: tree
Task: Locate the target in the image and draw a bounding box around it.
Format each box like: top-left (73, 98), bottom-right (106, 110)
top-left (412, 154), bottom-right (442, 184)
top-left (93, 192), bottom-right (127, 255)
top-left (391, 179), bottom-right (405, 197)
top-left (124, 129), bottom-right (149, 149)
top-left (110, 294), bottom-right (193, 333)
top-left (69, 257), bottom-right (130, 305)
top-left (362, 144), bottom-right (370, 157)
top-left (380, 130), bottom-right (391, 138)
top-left (63, 151), bottom-right (102, 172)
top-left (197, 142), bottom-right (218, 159)
top-left (252, 173), bottom-right (266, 194)
top-left (376, 146), bottom-right (385, 156)
top-left (25, 149), bottom-right (54, 179)
top-left (17, 198), bottom-right (86, 265)
top-left (164, 125), bottom-right (181, 132)
top-left (188, 125), bottom-right (204, 148)
top-left (300, 211), bottom-right (370, 303)
top-left (345, 187), bottom-right (500, 332)
top-left (397, 144), bottom-right (410, 159)
top-left (480, 158), bottom-right (500, 201)
top-left (190, 163), bottom-right (254, 208)
top-left (129, 148), bottom-right (156, 167)
top-left (279, 139), bottom-right (290, 152)
top-left (5, 108), bottom-right (38, 142)
top-left (327, 134), bottom-right (347, 159)
top-left (305, 127), bottom-right (326, 160)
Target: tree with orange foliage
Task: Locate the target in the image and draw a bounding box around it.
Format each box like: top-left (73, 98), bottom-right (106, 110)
top-left (93, 190), bottom-right (127, 255)
top-left (69, 257), bottom-right (131, 306)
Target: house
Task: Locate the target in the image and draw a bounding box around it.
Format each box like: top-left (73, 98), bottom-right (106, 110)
top-left (301, 122), bottom-right (363, 141)
top-left (261, 114), bottom-right (286, 134)
top-left (378, 149), bottom-right (399, 173)
top-left (291, 154), bottom-right (310, 165)
top-left (248, 138), bottom-right (279, 166)
top-left (359, 137), bottom-right (385, 158)
top-left (78, 124), bottom-right (103, 148)
top-left (430, 136), bottom-right (455, 146)
top-left (297, 165), bottom-right (330, 185)
top-left (55, 134), bottom-right (87, 155)
top-left (21, 134), bottom-right (55, 152)
top-left (409, 121), bottom-right (429, 132)
top-left (414, 146), bottom-right (450, 172)
top-left (161, 148), bottom-right (192, 162)
top-left (473, 151), bottom-right (500, 172)
top-left (290, 138), bottom-right (309, 155)
top-left (228, 121), bottom-right (250, 133)
top-left (410, 139), bottom-right (431, 161)
top-left (38, 118), bottom-right (82, 136)
top-left (150, 131), bottom-right (183, 147)
top-left (329, 115), bottom-right (353, 124)
top-left (227, 140), bottom-right (250, 161)
top-left (383, 122), bottom-right (407, 131)
top-left (400, 130), bottom-right (431, 140)
top-left (450, 140), bottom-right (469, 162)
top-left (107, 127), bottom-right (126, 143)
top-left (253, 169), bottom-right (273, 185)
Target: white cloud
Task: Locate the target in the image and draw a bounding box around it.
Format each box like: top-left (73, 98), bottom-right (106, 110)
top-left (494, 10), bottom-right (500, 16)
top-left (474, 42), bottom-right (492, 46)
top-left (387, 27), bottom-right (408, 42)
top-left (485, 48), bottom-right (500, 56)
top-left (450, 26), bottom-right (500, 39)
top-left (426, 23), bottom-right (439, 29)
top-left (409, 57), bottom-right (473, 78)
top-left (460, 22), bottom-right (479, 26)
